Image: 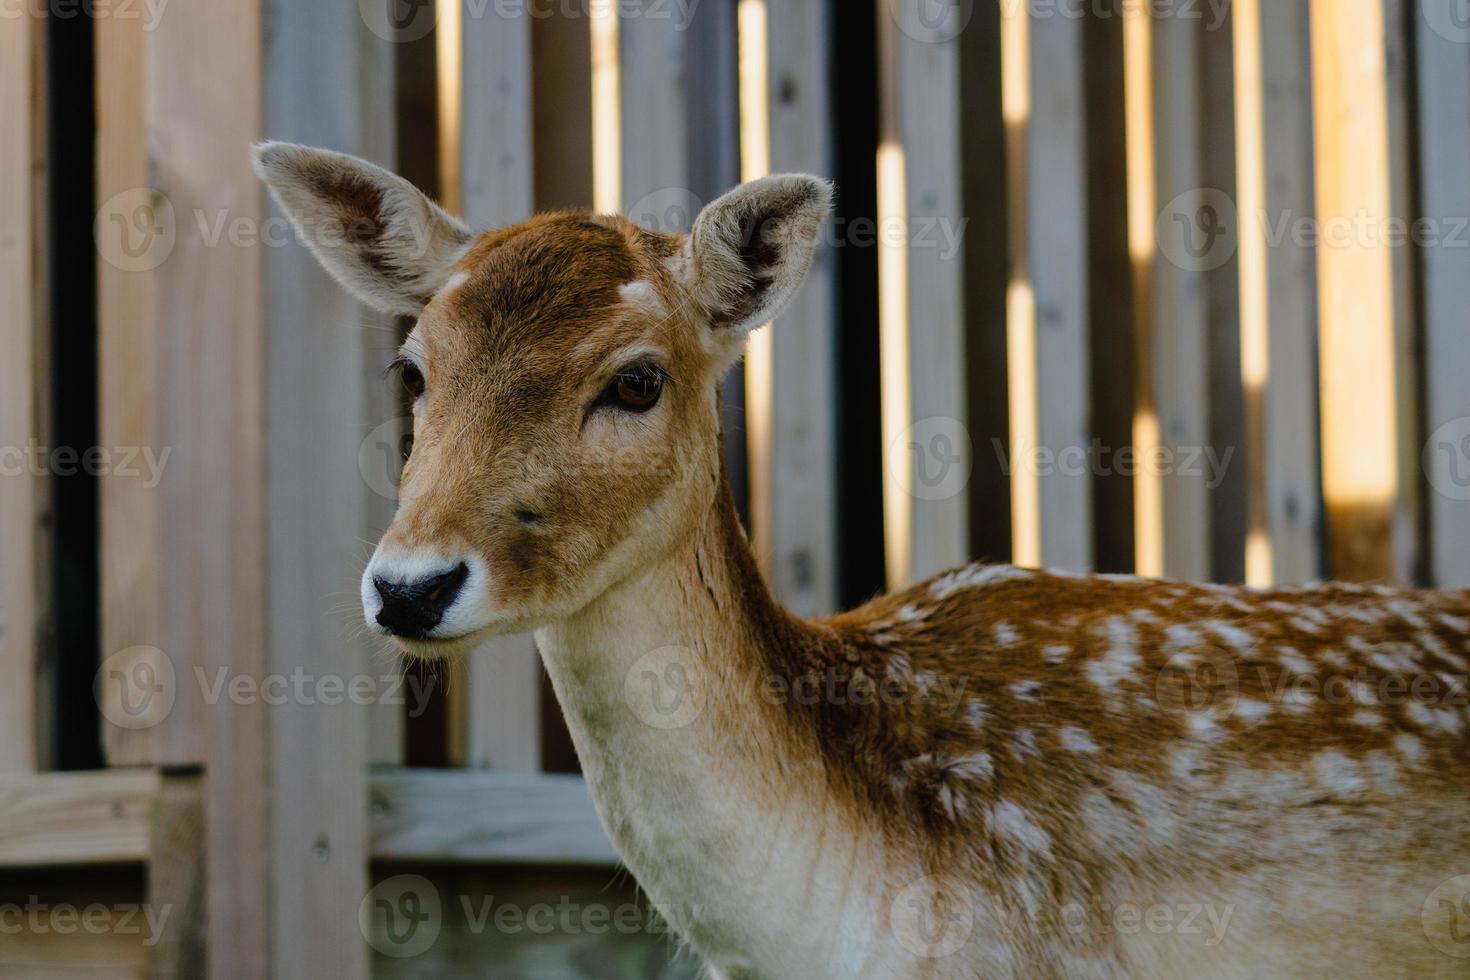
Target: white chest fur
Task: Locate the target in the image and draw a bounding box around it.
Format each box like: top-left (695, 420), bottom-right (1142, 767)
top-left (536, 599), bottom-right (891, 978)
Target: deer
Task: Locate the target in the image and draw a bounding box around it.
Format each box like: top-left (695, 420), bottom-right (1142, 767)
top-left (254, 140), bottom-right (1470, 979)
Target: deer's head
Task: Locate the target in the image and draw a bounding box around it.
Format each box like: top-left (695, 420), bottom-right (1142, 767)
top-left (253, 142), bottom-right (830, 656)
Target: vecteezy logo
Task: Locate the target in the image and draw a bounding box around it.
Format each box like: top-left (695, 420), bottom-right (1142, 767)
top-left (887, 0), bottom-right (975, 44)
top-left (890, 875), bottom-right (974, 959)
top-left (359, 874), bottom-right (442, 958)
top-left (1423, 417), bottom-right (1470, 502)
top-left (626, 187), bottom-right (705, 235)
top-left (886, 416), bottom-right (973, 503)
top-left (95, 646), bottom-right (177, 731)
top-left (359, 416), bottom-right (413, 501)
top-left (1156, 188), bottom-right (1237, 273)
top-left (359, 0), bottom-right (440, 44)
top-left (1154, 644), bottom-right (1240, 718)
top-left (624, 646), bottom-right (704, 730)
top-left (94, 188), bottom-right (177, 273)
top-left (1422, 0), bottom-right (1470, 44)
top-left (1423, 874), bottom-right (1470, 957)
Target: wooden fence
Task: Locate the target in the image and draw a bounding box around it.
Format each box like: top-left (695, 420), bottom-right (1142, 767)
top-left (2, 0), bottom-right (1470, 976)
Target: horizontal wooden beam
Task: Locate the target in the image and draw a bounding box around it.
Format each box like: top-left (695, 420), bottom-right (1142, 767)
top-left (0, 768), bottom-right (617, 870)
top-left (0, 770), bottom-right (159, 866)
top-left (368, 768), bottom-right (617, 866)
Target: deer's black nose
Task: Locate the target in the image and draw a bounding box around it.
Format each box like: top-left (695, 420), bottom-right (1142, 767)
top-left (373, 563), bottom-right (469, 638)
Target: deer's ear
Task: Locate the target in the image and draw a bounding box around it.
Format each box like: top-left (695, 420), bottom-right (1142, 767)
top-left (675, 174), bottom-right (832, 337)
top-left (251, 141), bottom-right (472, 316)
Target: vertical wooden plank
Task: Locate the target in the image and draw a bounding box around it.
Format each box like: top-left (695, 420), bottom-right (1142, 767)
top-left (147, 771), bottom-right (206, 980)
top-left (739, 0), bottom-right (837, 615)
top-left (96, 0), bottom-right (171, 767)
top-left (262, 0), bottom-right (396, 974)
top-left (1310, 0), bottom-right (1409, 582)
top-left (0, 6), bottom-right (39, 774)
top-left (1147, 7), bottom-right (1212, 581)
top-left (1417, 0), bottom-right (1470, 588)
top-left (456, 2), bottom-right (543, 772)
top-left (1016, 0), bottom-right (1093, 573)
top-left (1234, 0), bottom-right (1322, 586)
top-left (619, 0), bottom-right (690, 209)
top-left (878, 2), bottom-right (970, 586)
top-left (146, 0), bottom-right (271, 969)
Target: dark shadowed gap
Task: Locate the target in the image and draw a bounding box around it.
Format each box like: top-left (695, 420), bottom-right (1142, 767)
top-left (830, 0), bottom-right (886, 609)
top-left (959, 1), bottom-right (1012, 568)
top-left (396, 21), bottom-right (451, 768)
top-left (1084, 1), bottom-right (1138, 575)
top-left (1201, 5), bottom-right (1247, 584)
top-left (48, 7), bottom-right (103, 770)
top-left (532, 6), bottom-right (596, 774)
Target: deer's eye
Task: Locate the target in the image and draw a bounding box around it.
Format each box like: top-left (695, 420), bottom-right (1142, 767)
top-left (390, 357), bottom-right (426, 400)
top-left (605, 365), bottom-right (666, 413)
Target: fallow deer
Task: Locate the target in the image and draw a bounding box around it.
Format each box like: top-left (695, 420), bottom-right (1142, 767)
top-left (254, 141), bottom-right (1470, 979)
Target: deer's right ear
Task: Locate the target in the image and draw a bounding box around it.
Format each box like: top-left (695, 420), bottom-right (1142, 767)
top-left (251, 141), bottom-right (472, 316)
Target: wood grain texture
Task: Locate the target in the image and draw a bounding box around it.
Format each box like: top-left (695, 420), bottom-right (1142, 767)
top-left (147, 771), bottom-right (205, 980)
top-left (135, 0), bottom-right (273, 970)
top-left (877, 6), bottom-right (970, 586)
top-left (761, 0), bottom-right (838, 615)
top-left (1416, 0), bottom-right (1470, 588)
top-left (0, 8), bottom-right (38, 773)
top-left (369, 769), bottom-right (618, 865)
top-left (1149, 9), bottom-right (1211, 581)
top-left (1235, 0), bottom-right (1322, 585)
top-left (1025, 4), bottom-right (1093, 574)
top-left (1310, 0), bottom-right (1408, 583)
top-left (0, 770), bottom-right (158, 866)
top-left (260, 1), bottom-right (400, 976)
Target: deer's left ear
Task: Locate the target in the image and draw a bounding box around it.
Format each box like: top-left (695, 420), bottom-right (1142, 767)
top-left (674, 174), bottom-right (832, 338)
top-left (251, 141), bottom-right (472, 316)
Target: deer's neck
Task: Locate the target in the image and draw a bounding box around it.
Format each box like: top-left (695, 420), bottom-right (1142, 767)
top-left (533, 469), bottom-right (886, 974)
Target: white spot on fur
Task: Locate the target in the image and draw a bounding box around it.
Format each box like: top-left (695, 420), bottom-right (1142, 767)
top-left (1351, 709), bottom-right (1383, 728)
top-left (1058, 726), bottom-right (1100, 753)
top-left (1277, 646), bottom-right (1314, 676)
top-left (1010, 729), bottom-right (1039, 761)
top-left (1010, 680), bottom-right (1042, 702)
top-left (930, 564), bottom-right (1032, 601)
top-left (1086, 617), bottom-right (1141, 694)
top-left (441, 270), bottom-right (470, 292)
top-left (1042, 644), bottom-right (1071, 665)
top-left (1234, 699), bottom-right (1271, 724)
top-left (1206, 620), bottom-right (1255, 654)
top-left (618, 279), bottom-right (666, 315)
top-left (1437, 612), bottom-right (1470, 634)
top-left (993, 801), bottom-right (1052, 856)
top-left (896, 604), bottom-right (929, 623)
top-left (1395, 733), bottom-right (1426, 762)
top-left (947, 752), bottom-right (994, 781)
top-left (1312, 750), bottom-right (1365, 796)
top-left (994, 621), bottom-right (1019, 647)
top-left (1407, 700), bottom-right (1464, 734)
top-left (965, 699), bottom-right (989, 732)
